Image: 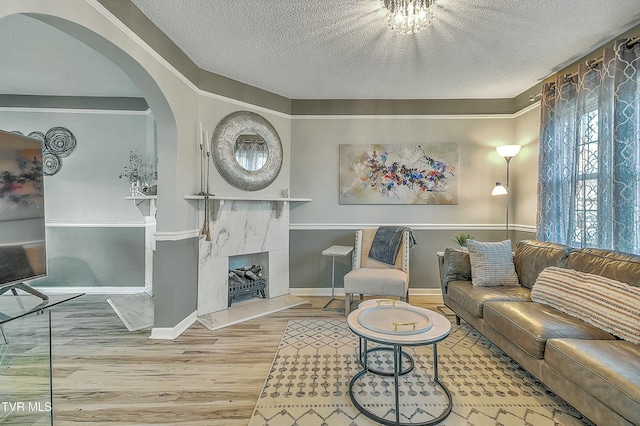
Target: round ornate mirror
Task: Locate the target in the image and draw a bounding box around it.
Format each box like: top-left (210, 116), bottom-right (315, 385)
top-left (211, 111), bottom-right (283, 191)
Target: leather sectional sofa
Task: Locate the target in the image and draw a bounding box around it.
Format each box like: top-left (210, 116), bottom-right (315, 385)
top-left (440, 239), bottom-right (640, 426)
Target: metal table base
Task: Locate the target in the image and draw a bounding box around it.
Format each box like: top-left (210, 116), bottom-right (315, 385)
top-left (349, 342), bottom-right (453, 426)
top-left (321, 245), bottom-right (353, 312)
top-left (358, 336), bottom-right (414, 376)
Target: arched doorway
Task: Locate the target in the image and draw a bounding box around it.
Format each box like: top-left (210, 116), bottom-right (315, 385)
top-left (0, 10), bottom-right (180, 331)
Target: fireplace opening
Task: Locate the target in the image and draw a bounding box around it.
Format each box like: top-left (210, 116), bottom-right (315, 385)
top-left (228, 264), bottom-right (266, 307)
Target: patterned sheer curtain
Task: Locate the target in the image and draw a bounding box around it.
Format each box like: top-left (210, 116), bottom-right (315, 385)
top-left (235, 134), bottom-right (268, 171)
top-left (537, 39), bottom-right (640, 254)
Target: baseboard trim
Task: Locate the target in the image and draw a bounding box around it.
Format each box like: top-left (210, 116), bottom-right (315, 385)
top-left (408, 288), bottom-right (444, 297)
top-left (149, 310), bottom-right (197, 340)
top-left (290, 288), bottom-right (442, 297)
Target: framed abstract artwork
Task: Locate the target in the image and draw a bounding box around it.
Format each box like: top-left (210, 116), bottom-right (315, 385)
top-left (339, 143), bottom-right (458, 205)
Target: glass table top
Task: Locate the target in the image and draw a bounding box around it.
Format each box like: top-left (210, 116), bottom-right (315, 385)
top-left (0, 293), bottom-right (83, 324)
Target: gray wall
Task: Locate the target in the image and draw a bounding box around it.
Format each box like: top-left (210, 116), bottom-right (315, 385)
top-left (153, 237), bottom-right (198, 328)
top-left (0, 106), bottom-right (151, 288)
top-left (290, 116), bottom-right (516, 225)
top-left (0, 2), bottom-right (548, 331)
top-left (0, 13), bottom-right (543, 310)
top-left (0, 109), bottom-right (150, 223)
top-left (34, 227), bottom-right (144, 287)
top-left (289, 228), bottom-right (534, 293)
top-left (289, 110), bottom-right (540, 293)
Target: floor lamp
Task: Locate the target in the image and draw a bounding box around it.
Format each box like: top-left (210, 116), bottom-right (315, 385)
top-left (492, 145), bottom-right (521, 239)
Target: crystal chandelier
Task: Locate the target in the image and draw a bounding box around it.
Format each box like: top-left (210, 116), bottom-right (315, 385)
top-left (381, 0), bottom-right (436, 35)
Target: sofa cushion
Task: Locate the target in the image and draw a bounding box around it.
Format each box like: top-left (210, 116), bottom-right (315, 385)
top-left (514, 240), bottom-right (570, 289)
top-left (467, 239), bottom-right (519, 287)
top-left (447, 281), bottom-right (530, 318)
top-left (532, 266), bottom-right (640, 344)
top-left (566, 247), bottom-right (640, 287)
top-left (483, 301), bottom-right (615, 359)
top-left (544, 338), bottom-right (640, 424)
top-left (441, 248), bottom-right (471, 291)
top-left (344, 268), bottom-right (408, 297)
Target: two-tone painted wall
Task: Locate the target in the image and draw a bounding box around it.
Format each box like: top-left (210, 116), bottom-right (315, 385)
top-left (288, 107), bottom-right (539, 296)
top-left (2, 0), bottom-right (632, 337)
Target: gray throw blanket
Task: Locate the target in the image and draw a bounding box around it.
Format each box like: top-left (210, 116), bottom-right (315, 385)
top-left (368, 226), bottom-right (417, 265)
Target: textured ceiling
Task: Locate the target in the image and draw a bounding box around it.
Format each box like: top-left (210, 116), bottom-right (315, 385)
top-left (130, 0), bottom-right (640, 99)
top-left (1, 1), bottom-right (640, 100)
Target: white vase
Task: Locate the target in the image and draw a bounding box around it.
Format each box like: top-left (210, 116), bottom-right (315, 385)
top-left (130, 179), bottom-right (143, 196)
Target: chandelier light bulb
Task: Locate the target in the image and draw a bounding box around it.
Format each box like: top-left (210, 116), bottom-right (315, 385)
top-left (381, 0), bottom-right (436, 35)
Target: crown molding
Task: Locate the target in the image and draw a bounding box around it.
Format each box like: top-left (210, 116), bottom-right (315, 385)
top-left (0, 94), bottom-right (149, 112)
top-left (91, 0), bottom-right (540, 119)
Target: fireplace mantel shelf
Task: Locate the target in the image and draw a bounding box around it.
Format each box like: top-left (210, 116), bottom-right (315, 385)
top-left (125, 195), bottom-right (158, 200)
top-left (184, 194), bottom-right (311, 202)
top-left (184, 194), bottom-right (311, 220)
top-left (124, 195), bottom-right (157, 218)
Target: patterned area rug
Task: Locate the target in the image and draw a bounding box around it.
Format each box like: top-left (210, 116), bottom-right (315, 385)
top-left (249, 318), bottom-right (594, 425)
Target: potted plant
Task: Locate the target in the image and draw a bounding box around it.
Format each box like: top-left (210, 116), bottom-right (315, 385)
top-left (453, 233), bottom-right (474, 248)
top-left (119, 150), bottom-right (156, 196)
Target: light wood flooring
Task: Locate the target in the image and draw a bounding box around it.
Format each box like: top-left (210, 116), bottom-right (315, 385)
top-left (50, 295), bottom-right (443, 425)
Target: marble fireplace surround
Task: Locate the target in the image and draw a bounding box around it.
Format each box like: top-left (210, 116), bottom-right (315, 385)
top-left (193, 196), bottom-right (305, 316)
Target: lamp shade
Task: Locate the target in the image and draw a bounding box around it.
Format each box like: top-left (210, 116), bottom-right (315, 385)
top-left (496, 145), bottom-right (521, 158)
top-left (492, 181), bottom-right (508, 196)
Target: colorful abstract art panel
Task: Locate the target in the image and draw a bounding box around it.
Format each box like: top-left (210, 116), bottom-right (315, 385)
top-left (339, 143), bottom-right (458, 205)
top-left (0, 145), bottom-right (44, 221)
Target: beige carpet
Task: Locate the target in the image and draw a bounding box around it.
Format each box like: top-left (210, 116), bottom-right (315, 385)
top-left (249, 318), bottom-right (594, 425)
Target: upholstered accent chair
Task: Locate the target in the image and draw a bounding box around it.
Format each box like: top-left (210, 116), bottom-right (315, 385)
top-left (343, 228), bottom-right (410, 316)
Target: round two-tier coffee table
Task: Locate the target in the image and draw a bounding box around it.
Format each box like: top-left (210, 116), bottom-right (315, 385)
top-left (347, 299), bottom-right (453, 426)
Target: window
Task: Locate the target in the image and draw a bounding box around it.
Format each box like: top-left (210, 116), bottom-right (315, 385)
top-left (572, 109), bottom-right (600, 247)
top-left (537, 39), bottom-right (640, 255)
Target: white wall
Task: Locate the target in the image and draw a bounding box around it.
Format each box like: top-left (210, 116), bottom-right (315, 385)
top-left (0, 1), bottom-right (544, 326)
top-left (512, 105), bottom-right (541, 228)
top-left (198, 97), bottom-right (291, 198)
top-left (290, 115), bottom-right (521, 227)
top-left (289, 112), bottom-right (540, 292)
top-left (0, 108), bottom-right (151, 223)
top-left (0, 108), bottom-right (152, 288)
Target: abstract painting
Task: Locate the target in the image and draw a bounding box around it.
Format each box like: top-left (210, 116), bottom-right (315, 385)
top-left (340, 143), bottom-right (458, 204)
top-left (0, 143), bottom-right (44, 221)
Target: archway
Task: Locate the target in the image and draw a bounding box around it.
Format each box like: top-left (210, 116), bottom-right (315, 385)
top-left (0, 10), bottom-right (182, 331)
top-left (28, 13), bottom-right (178, 190)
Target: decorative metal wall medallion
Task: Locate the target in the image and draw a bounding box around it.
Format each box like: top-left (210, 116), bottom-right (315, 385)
top-left (5, 126), bottom-right (78, 176)
top-left (42, 148), bottom-right (62, 176)
top-left (211, 111), bottom-right (283, 191)
top-left (20, 126), bottom-right (78, 176)
top-left (45, 126), bottom-right (76, 157)
top-left (27, 131), bottom-right (45, 143)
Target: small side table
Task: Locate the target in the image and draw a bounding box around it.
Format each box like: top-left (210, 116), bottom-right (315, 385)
top-left (347, 302), bottom-right (453, 425)
top-left (322, 245), bottom-right (354, 312)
